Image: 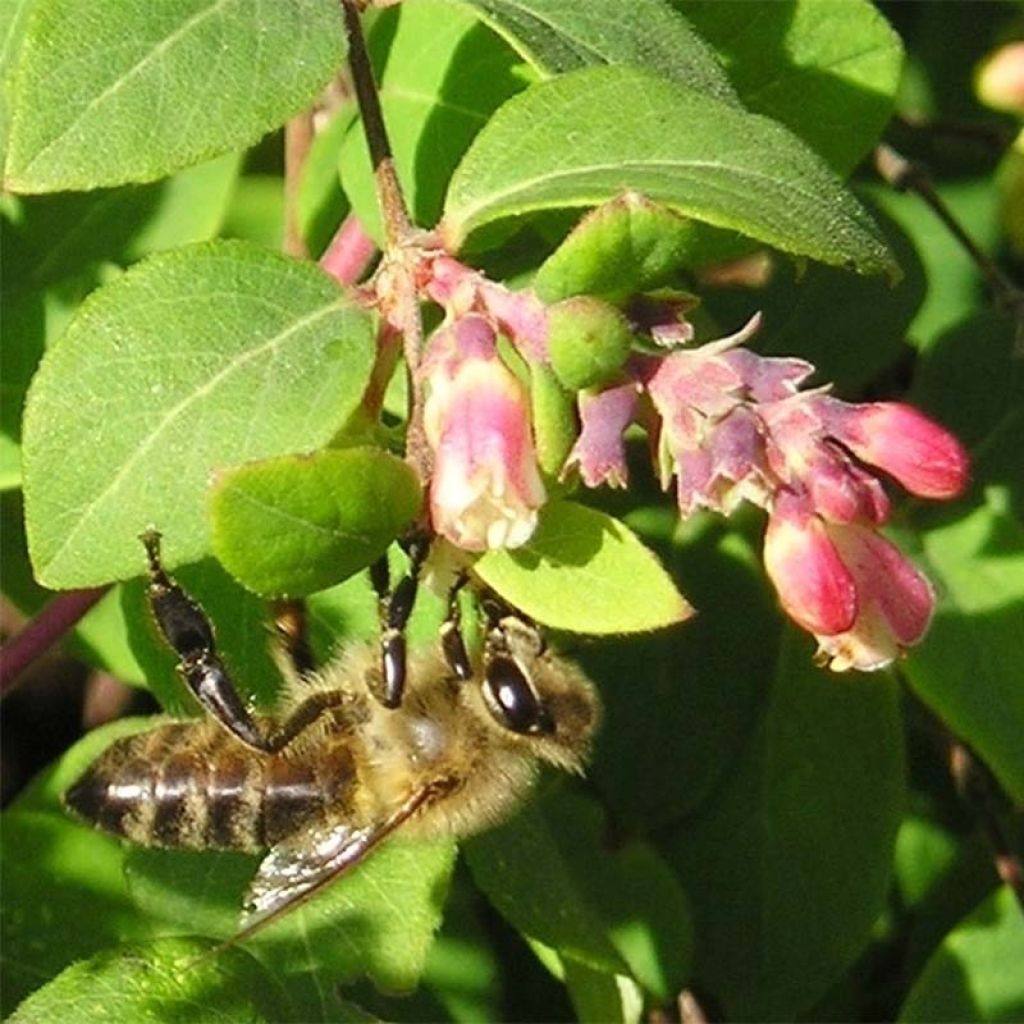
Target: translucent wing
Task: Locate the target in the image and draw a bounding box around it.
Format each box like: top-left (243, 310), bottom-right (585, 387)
top-left (234, 778), bottom-right (455, 943)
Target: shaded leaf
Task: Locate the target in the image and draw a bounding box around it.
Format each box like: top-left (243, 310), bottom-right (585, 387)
top-left (662, 627), bottom-right (905, 1020)
top-left (0, 809), bottom-right (145, 1015)
top-left (3, 0), bottom-right (344, 192)
top-left (210, 448), bottom-right (422, 597)
top-left (443, 65), bottom-right (896, 278)
top-left (474, 500), bottom-right (692, 633)
top-left (454, 0), bottom-right (736, 102)
top-left (467, 785), bottom-right (692, 998)
top-left (678, 0), bottom-right (902, 173)
top-left (583, 509), bottom-right (775, 831)
top-left (22, 241), bottom-right (374, 588)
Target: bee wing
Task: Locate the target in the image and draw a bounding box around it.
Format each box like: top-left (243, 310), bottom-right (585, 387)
top-left (235, 777), bottom-right (455, 942)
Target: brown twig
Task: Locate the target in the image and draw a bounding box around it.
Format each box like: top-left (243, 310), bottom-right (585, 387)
top-left (947, 739), bottom-right (1024, 912)
top-left (874, 143), bottom-right (1024, 354)
top-left (905, 682), bottom-right (1024, 913)
top-left (0, 587), bottom-right (109, 697)
top-left (283, 110), bottom-right (315, 260)
top-left (340, 0), bottom-right (412, 246)
top-left (340, 0), bottom-right (431, 481)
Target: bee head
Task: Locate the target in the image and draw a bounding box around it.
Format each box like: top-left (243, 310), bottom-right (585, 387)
top-left (480, 650), bottom-right (600, 774)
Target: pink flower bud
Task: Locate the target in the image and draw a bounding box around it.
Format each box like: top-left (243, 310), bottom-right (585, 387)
top-left (814, 522), bottom-right (935, 672)
top-left (764, 494), bottom-right (857, 636)
top-left (821, 401), bottom-right (969, 500)
top-left (423, 316), bottom-right (546, 551)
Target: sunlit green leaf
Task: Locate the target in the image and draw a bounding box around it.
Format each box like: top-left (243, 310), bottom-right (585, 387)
top-left (22, 241), bottom-right (374, 588)
top-left (7, 937), bottom-right (292, 1024)
top-left (210, 448), bottom-right (422, 596)
top-left (906, 494), bottom-right (1024, 803)
top-left (339, 0), bottom-right (529, 240)
top-left (899, 886), bottom-right (1024, 1023)
top-left (475, 500), bottom-right (692, 633)
top-left (3, 0), bottom-right (345, 192)
top-left (443, 65), bottom-right (896, 277)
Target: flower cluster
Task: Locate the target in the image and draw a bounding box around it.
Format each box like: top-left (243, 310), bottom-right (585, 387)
top-left (416, 253), bottom-right (968, 671)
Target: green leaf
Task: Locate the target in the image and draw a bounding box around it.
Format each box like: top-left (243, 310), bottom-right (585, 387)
top-left (442, 65), bottom-right (896, 278)
top-left (0, 809), bottom-right (146, 1015)
top-left (865, 180), bottom-right (1002, 349)
top-left (221, 175), bottom-right (286, 249)
top-left (678, 0), bottom-right (903, 174)
top-left (899, 886), bottom-right (1024, 1023)
top-left (474, 500), bottom-right (692, 633)
top-left (3, 0), bottom-right (345, 193)
top-left (7, 937), bottom-right (291, 1024)
top-left (339, 0), bottom-right (529, 240)
top-left (662, 627), bottom-right (905, 1020)
top-left (468, 785), bottom-right (692, 994)
top-left (210, 448), bottom-right (422, 597)
top-left (128, 839), bottom-right (457, 994)
top-left (22, 240), bottom-right (374, 589)
top-left (905, 493), bottom-right (1024, 803)
top-left (583, 511), bottom-right (777, 832)
top-left (4, 154), bottom-right (241, 289)
top-left (452, 0), bottom-right (737, 103)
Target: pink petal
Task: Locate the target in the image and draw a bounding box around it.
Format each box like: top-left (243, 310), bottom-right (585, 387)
top-left (563, 381), bottom-right (638, 488)
top-left (763, 495), bottom-right (857, 635)
top-left (822, 401), bottom-right (970, 500)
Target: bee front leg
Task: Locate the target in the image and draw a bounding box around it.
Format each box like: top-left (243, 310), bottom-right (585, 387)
top-left (140, 530), bottom-right (276, 753)
top-left (368, 532), bottom-right (431, 709)
top-left (439, 573), bottom-right (472, 681)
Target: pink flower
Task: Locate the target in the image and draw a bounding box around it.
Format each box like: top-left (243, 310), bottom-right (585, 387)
top-left (562, 381), bottom-right (639, 488)
top-left (423, 315), bottom-right (546, 551)
top-left (818, 400), bottom-right (969, 500)
top-left (764, 493), bottom-right (935, 672)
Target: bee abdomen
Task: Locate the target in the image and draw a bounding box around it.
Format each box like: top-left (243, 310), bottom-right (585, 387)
top-left (64, 723), bottom-right (353, 853)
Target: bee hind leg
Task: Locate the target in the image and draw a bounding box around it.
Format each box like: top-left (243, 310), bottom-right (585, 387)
top-left (140, 530), bottom-right (277, 753)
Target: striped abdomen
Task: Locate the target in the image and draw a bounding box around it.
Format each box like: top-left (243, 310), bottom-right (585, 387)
top-left (64, 720), bottom-right (357, 853)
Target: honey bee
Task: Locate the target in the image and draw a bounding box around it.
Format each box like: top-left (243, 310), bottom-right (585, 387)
top-left (64, 533), bottom-right (600, 936)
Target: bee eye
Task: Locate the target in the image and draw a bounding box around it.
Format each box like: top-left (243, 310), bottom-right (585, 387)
top-left (483, 656), bottom-right (554, 735)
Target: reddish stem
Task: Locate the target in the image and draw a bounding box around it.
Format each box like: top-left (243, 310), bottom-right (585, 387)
top-left (319, 213), bottom-right (378, 285)
top-left (0, 587), bottom-right (109, 696)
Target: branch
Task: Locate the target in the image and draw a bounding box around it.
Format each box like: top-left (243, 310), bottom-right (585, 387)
top-left (905, 684), bottom-right (1024, 913)
top-left (875, 143), bottom-right (1024, 354)
top-left (340, 0), bottom-right (431, 482)
top-left (340, 0), bottom-right (412, 246)
top-left (0, 587), bottom-right (109, 697)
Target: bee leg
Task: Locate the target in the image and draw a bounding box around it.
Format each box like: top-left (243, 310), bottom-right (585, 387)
top-left (368, 532), bottom-right (430, 709)
top-left (479, 592), bottom-right (553, 736)
top-left (270, 598), bottom-right (317, 683)
top-left (440, 573), bottom-right (472, 681)
top-left (263, 688), bottom-right (349, 752)
top-left (140, 530), bottom-right (275, 753)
